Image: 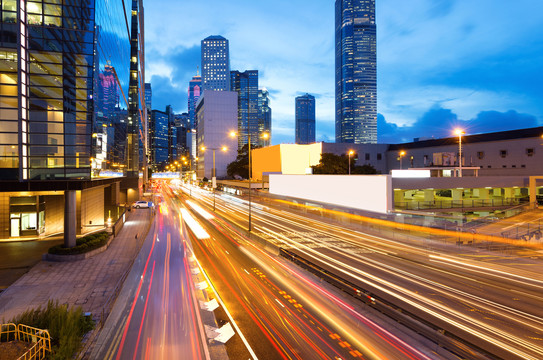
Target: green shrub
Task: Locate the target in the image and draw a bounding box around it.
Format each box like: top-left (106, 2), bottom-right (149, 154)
top-left (8, 300), bottom-right (94, 360)
top-left (48, 231), bottom-right (109, 255)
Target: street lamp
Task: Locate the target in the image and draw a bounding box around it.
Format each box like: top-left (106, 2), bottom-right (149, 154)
top-left (230, 131), bottom-right (269, 232)
top-left (348, 150), bottom-right (354, 175)
top-left (200, 145), bottom-right (228, 211)
top-left (454, 129), bottom-right (465, 177)
top-left (399, 151), bottom-right (406, 170)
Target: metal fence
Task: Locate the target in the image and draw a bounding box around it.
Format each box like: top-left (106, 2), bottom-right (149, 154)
top-left (0, 323), bottom-right (51, 360)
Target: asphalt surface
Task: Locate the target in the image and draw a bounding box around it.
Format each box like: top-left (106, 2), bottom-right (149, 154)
top-left (183, 184), bottom-right (543, 360)
top-left (91, 200), bottom-right (209, 360)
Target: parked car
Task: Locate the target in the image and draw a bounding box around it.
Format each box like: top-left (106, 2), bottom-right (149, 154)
top-left (133, 201), bottom-right (152, 209)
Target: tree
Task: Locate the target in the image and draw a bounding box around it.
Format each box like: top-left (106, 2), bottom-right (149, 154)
top-left (311, 152), bottom-right (377, 175)
top-left (226, 143), bottom-right (259, 179)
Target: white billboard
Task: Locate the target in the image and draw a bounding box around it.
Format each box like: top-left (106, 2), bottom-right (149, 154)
top-left (269, 175), bottom-right (393, 214)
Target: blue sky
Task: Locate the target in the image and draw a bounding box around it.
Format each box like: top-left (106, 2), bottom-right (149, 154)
top-left (145, 0), bottom-right (543, 144)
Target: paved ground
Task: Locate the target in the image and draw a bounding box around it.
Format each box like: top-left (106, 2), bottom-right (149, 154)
top-left (474, 208), bottom-right (543, 238)
top-left (0, 208), bottom-right (152, 323)
top-left (0, 238), bottom-right (63, 291)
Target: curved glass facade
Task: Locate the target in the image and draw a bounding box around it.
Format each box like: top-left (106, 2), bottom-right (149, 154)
top-left (335, 0), bottom-right (377, 144)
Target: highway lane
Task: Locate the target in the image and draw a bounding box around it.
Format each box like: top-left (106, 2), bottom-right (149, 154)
top-left (182, 184), bottom-right (543, 360)
top-left (92, 200), bottom-right (209, 360)
top-left (175, 188), bottom-right (449, 360)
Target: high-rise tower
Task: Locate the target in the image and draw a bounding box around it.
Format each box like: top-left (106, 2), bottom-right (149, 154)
top-left (231, 70), bottom-right (259, 150)
top-left (188, 71), bottom-right (202, 129)
top-left (201, 36), bottom-right (230, 92)
top-left (296, 94), bottom-right (316, 144)
top-left (335, 0), bottom-right (377, 144)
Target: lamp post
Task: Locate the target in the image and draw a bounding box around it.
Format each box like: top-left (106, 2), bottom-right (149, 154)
top-left (399, 151), bottom-right (406, 170)
top-left (230, 131), bottom-right (269, 232)
top-left (455, 129), bottom-right (465, 177)
top-left (200, 146), bottom-right (228, 211)
top-left (348, 150), bottom-right (354, 175)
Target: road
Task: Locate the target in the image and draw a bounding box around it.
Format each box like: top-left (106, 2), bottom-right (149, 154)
top-left (92, 203), bottom-right (209, 360)
top-left (174, 186), bottom-right (449, 360)
top-left (182, 184), bottom-right (543, 360)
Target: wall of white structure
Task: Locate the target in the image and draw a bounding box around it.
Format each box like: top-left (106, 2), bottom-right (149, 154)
top-left (269, 174), bottom-right (393, 214)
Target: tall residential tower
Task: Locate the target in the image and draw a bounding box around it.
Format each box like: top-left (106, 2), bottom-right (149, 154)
top-left (335, 0), bottom-right (377, 144)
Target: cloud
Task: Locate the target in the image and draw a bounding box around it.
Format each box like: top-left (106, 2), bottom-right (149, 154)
top-left (378, 107), bottom-right (541, 143)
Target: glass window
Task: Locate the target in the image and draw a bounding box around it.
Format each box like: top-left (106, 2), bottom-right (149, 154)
top-left (21, 213), bottom-right (38, 231)
top-left (28, 122), bottom-right (63, 133)
top-left (0, 145), bottom-right (18, 156)
top-left (2, 11), bottom-right (17, 23)
top-left (28, 14), bottom-right (43, 25)
top-left (0, 121), bottom-right (18, 132)
top-left (30, 74), bottom-right (62, 87)
top-left (44, 16), bottom-right (61, 27)
top-left (0, 84), bottom-right (17, 96)
top-left (2, 0), bottom-right (17, 11)
top-left (477, 151), bottom-right (484, 160)
top-left (0, 73), bottom-right (17, 84)
top-left (0, 108), bottom-right (17, 120)
top-left (0, 157), bottom-right (18, 168)
top-left (500, 150), bottom-right (507, 158)
top-left (0, 96), bottom-right (18, 108)
top-left (44, 4), bottom-right (62, 16)
top-left (526, 148), bottom-right (535, 157)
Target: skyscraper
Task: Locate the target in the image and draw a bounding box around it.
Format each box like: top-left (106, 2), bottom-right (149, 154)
top-left (231, 70), bottom-right (259, 150)
top-left (296, 94), bottom-right (316, 144)
top-left (188, 72), bottom-right (202, 129)
top-left (201, 36), bottom-right (230, 92)
top-left (335, 0), bottom-right (377, 144)
top-left (150, 110), bottom-right (169, 169)
top-left (258, 89), bottom-right (272, 147)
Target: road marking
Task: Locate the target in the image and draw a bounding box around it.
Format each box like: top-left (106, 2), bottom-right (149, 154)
top-left (275, 298), bottom-right (285, 307)
top-left (244, 268), bottom-right (250, 275)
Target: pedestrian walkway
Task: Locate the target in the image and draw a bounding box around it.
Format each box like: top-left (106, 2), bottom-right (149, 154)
top-left (0, 209), bottom-right (152, 323)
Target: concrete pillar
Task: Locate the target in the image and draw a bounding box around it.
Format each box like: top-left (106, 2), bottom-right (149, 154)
top-left (423, 189), bottom-right (435, 202)
top-left (64, 190), bottom-right (77, 248)
top-left (452, 189), bottom-right (463, 201)
top-left (503, 188), bottom-right (513, 199)
top-left (529, 177), bottom-right (537, 206)
top-left (394, 190), bottom-right (404, 203)
top-left (492, 188), bottom-right (501, 197)
top-left (514, 188), bottom-right (521, 197)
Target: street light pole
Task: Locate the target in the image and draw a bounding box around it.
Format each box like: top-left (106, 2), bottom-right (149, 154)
top-left (212, 149), bottom-right (216, 211)
top-left (248, 134), bottom-right (252, 232)
top-left (348, 150), bottom-right (354, 175)
top-left (455, 129), bottom-right (465, 177)
top-left (399, 151), bottom-right (406, 170)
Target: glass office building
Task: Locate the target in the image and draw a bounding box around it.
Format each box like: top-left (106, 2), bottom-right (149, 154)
top-left (295, 93), bottom-right (316, 144)
top-left (0, 0), bottom-right (143, 240)
top-left (231, 70), bottom-right (259, 150)
top-left (188, 72), bottom-right (201, 129)
top-left (335, 0), bottom-right (377, 144)
top-left (0, 0), bottom-right (137, 180)
top-left (150, 109), bottom-right (169, 168)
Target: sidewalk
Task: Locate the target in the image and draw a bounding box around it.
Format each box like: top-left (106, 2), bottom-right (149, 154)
top-left (0, 209), bottom-right (152, 323)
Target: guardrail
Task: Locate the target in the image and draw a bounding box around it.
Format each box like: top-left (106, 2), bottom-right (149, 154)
top-left (0, 323), bottom-right (51, 360)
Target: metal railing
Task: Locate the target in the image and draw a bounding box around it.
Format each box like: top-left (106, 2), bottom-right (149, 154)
top-left (502, 219), bottom-right (543, 241)
top-left (0, 323), bottom-right (51, 360)
top-left (395, 198), bottom-right (526, 211)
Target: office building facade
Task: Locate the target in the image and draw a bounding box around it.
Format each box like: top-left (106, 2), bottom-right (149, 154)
top-left (201, 35), bottom-right (230, 92)
top-left (0, 0), bottom-right (143, 241)
top-left (150, 109), bottom-right (169, 168)
top-left (195, 91), bottom-right (238, 179)
top-left (335, 0), bottom-right (377, 144)
top-left (295, 93), bottom-right (316, 144)
top-left (230, 70), bottom-right (259, 150)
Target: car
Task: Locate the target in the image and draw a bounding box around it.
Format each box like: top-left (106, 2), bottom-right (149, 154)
top-left (133, 201), bottom-right (152, 209)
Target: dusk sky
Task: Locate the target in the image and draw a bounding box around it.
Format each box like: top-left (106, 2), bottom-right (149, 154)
top-left (145, 0), bottom-right (543, 145)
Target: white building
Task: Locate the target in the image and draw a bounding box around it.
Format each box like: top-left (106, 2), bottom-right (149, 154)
top-left (196, 91), bottom-right (238, 179)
